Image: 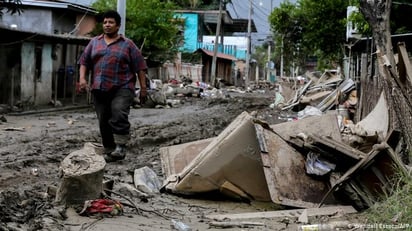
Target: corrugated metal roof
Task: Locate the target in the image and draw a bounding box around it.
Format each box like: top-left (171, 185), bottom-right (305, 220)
top-left (0, 25), bottom-right (91, 45)
top-left (175, 10), bottom-right (257, 33)
top-left (197, 48), bottom-right (237, 61)
top-left (21, 0), bottom-right (96, 13)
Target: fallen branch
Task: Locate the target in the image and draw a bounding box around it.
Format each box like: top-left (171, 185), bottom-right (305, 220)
top-left (3, 127), bottom-right (26, 131)
top-left (104, 189), bottom-right (174, 220)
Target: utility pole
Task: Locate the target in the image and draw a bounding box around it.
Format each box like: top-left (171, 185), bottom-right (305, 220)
top-left (266, 36), bottom-right (272, 82)
top-left (117, 0), bottom-right (126, 35)
top-left (280, 35), bottom-right (284, 80)
top-left (245, 0), bottom-right (252, 90)
top-left (211, 0), bottom-right (223, 87)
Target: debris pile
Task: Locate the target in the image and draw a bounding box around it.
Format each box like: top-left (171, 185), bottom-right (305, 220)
top-left (159, 83), bottom-right (407, 214)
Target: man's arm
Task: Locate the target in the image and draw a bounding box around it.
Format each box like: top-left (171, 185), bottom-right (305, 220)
top-left (79, 65), bottom-right (89, 90)
top-left (137, 70), bottom-right (147, 104)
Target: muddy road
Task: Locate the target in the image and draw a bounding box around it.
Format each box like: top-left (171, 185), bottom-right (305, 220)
top-left (1, 91), bottom-right (313, 230)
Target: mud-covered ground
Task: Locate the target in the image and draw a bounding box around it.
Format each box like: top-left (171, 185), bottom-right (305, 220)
top-left (0, 90), bottom-right (356, 231)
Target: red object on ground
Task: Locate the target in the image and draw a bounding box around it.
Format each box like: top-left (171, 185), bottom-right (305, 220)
top-left (80, 199), bottom-right (123, 215)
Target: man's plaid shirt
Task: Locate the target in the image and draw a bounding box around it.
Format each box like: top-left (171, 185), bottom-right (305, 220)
top-left (79, 34), bottom-right (147, 91)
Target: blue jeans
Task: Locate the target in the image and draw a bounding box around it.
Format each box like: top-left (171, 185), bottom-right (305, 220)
top-left (92, 88), bottom-right (134, 149)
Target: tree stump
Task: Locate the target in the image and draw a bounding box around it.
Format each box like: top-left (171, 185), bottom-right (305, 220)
top-left (55, 142), bottom-right (106, 206)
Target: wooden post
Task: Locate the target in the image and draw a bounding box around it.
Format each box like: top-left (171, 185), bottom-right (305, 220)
top-left (10, 67), bottom-right (15, 109)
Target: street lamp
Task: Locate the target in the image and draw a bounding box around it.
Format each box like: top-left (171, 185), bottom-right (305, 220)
top-left (245, 0), bottom-right (252, 90)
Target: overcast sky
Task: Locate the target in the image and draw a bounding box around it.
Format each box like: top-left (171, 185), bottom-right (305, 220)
top-left (227, 0), bottom-right (296, 44)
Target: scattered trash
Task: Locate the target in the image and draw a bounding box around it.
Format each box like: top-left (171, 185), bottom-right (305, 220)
top-left (297, 105), bottom-right (323, 119)
top-left (269, 92), bottom-right (285, 109)
top-left (30, 168), bottom-right (39, 176)
top-left (67, 119), bottom-right (76, 125)
top-left (170, 219), bottom-right (192, 231)
top-left (0, 114), bottom-right (7, 123)
top-left (133, 166), bottom-right (162, 195)
top-left (305, 152), bottom-right (336, 176)
top-left (79, 199), bottom-right (123, 216)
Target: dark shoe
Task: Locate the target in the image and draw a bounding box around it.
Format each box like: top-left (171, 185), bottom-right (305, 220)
top-left (103, 147), bottom-right (115, 155)
top-left (111, 144), bottom-right (126, 159)
top-left (104, 154), bottom-right (118, 163)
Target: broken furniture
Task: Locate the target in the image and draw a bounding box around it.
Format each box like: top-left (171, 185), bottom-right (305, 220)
top-left (161, 111), bottom-right (271, 202)
top-left (160, 89), bottom-right (405, 211)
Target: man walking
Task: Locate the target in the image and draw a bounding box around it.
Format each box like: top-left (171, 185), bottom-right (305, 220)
top-left (79, 10), bottom-right (147, 162)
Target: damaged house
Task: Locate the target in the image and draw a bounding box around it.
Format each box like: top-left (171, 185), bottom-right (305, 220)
top-left (0, 0), bottom-right (95, 110)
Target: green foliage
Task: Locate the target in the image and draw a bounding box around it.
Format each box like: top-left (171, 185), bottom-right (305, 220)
top-left (269, 1), bottom-right (305, 75)
top-left (92, 0), bottom-right (183, 63)
top-left (251, 44), bottom-right (269, 72)
top-left (347, 9), bottom-right (371, 37)
top-left (298, 0), bottom-right (348, 65)
top-left (268, 0), bottom-right (412, 73)
top-left (0, 0), bottom-right (23, 15)
top-left (361, 166), bottom-right (412, 224)
top-left (269, 0), bottom-right (350, 72)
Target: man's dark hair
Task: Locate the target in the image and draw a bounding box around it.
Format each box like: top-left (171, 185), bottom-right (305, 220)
top-left (102, 10), bottom-right (121, 25)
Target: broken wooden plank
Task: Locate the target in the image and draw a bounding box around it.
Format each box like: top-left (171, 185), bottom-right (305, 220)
top-left (270, 113), bottom-right (342, 143)
top-left (209, 221), bottom-right (265, 228)
top-left (397, 42), bottom-right (412, 85)
top-left (306, 134), bottom-right (366, 162)
top-left (254, 124), bottom-right (268, 153)
top-left (206, 205), bottom-right (357, 221)
top-left (257, 126), bottom-right (338, 208)
top-left (300, 90), bottom-right (332, 104)
top-left (3, 127), bottom-right (26, 131)
top-left (318, 139), bottom-right (408, 210)
top-left (159, 137), bottom-right (214, 178)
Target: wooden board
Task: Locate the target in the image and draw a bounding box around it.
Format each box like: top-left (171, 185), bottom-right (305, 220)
top-left (270, 113), bottom-right (341, 142)
top-left (160, 138), bottom-right (214, 178)
top-left (257, 125), bottom-right (338, 208)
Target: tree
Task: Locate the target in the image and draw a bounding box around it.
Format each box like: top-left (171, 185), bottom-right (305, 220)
top-left (0, 0), bottom-right (23, 16)
top-left (269, 1), bottom-right (303, 75)
top-left (298, 0), bottom-right (348, 67)
top-left (92, 0), bottom-right (183, 63)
